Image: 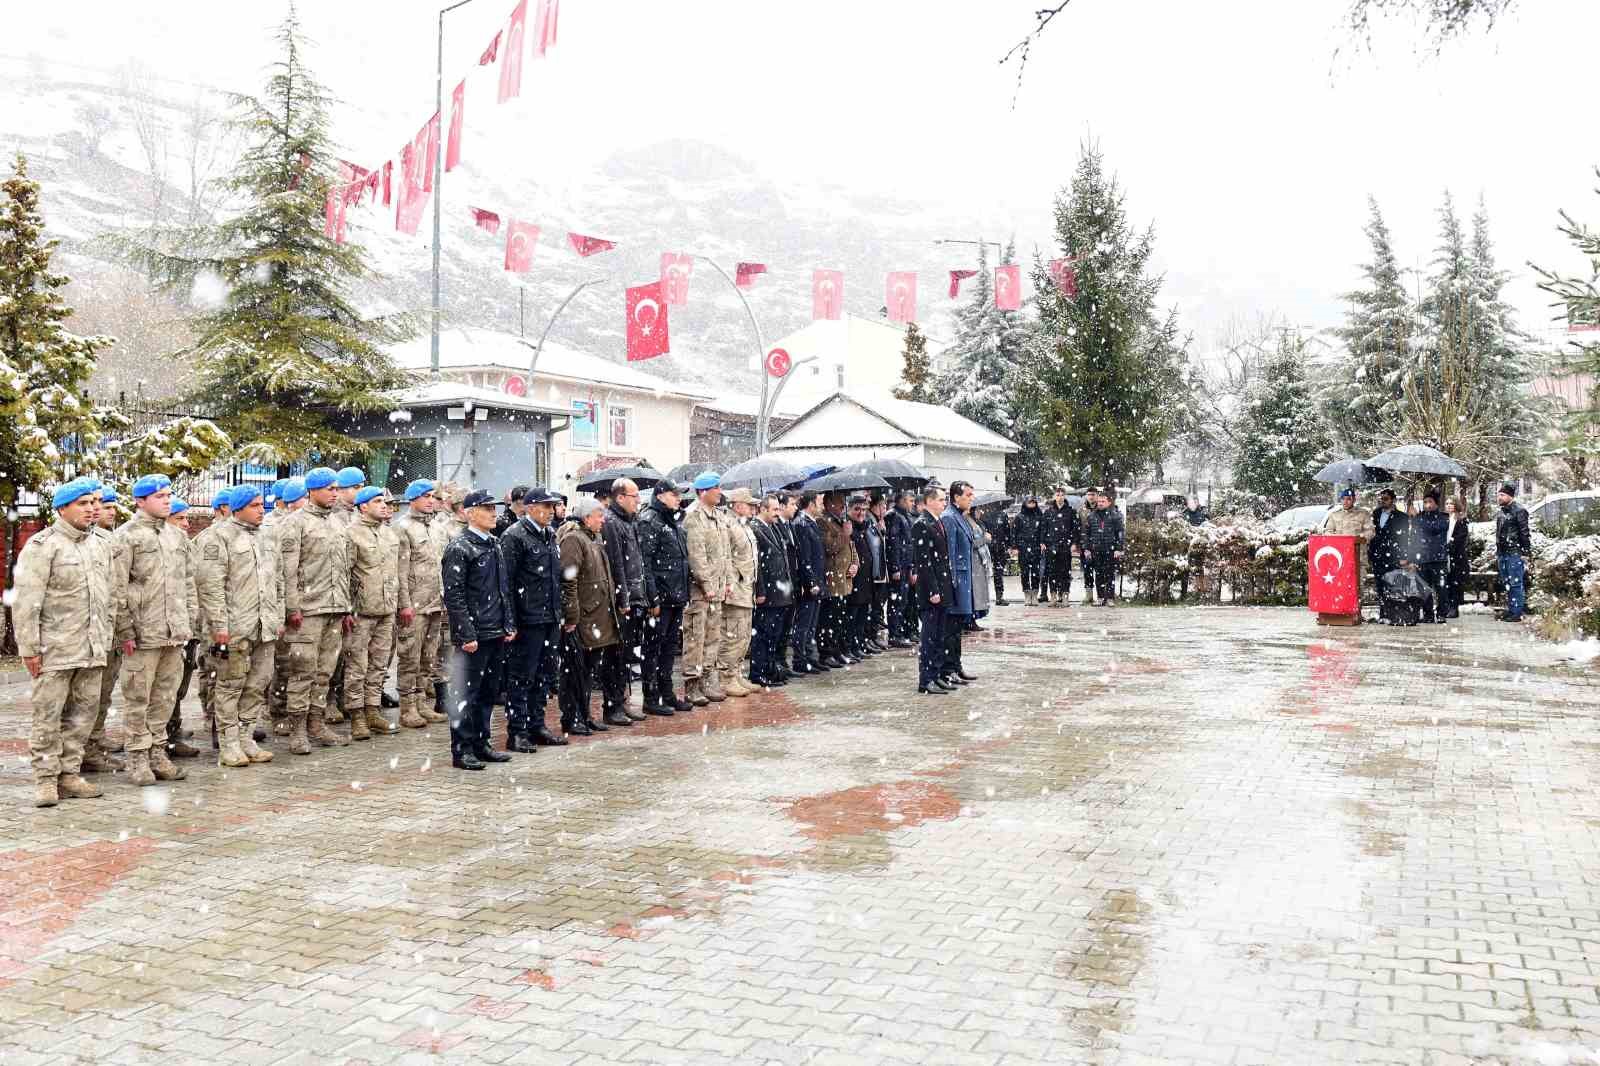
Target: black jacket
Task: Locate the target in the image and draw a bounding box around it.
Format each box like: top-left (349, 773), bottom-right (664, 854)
top-left (492, 507), bottom-right (517, 539)
top-left (982, 509), bottom-right (1011, 553)
top-left (752, 520), bottom-right (793, 608)
top-left (791, 512), bottom-right (825, 598)
top-left (442, 528), bottom-right (514, 646)
top-left (1082, 506), bottom-right (1125, 556)
top-left (498, 515), bottom-right (561, 627)
top-left (849, 518), bottom-right (873, 604)
top-left (1183, 507), bottom-right (1208, 526)
top-left (1409, 510), bottom-right (1448, 565)
top-left (1045, 502), bottom-right (1081, 554)
top-left (1447, 513), bottom-right (1471, 572)
top-left (601, 502), bottom-right (646, 610)
top-left (634, 499), bottom-right (690, 607)
top-left (886, 506), bottom-right (915, 576)
top-left (1495, 502), bottom-right (1531, 557)
top-left (1013, 505), bottom-right (1046, 557)
top-left (1369, 507), bottom-right (1410, 571)
top-left (912, 512), bottom-right (953, 610)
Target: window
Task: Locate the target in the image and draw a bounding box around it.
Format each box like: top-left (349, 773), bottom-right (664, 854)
top-left (570, 401), bottom-right (597, 450)
top-left (606, 404), bottom-right (633, 451)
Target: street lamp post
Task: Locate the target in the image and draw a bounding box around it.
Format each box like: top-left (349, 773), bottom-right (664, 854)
top-left (519, 276), bottom-right (609, 392)
top-left (695, 257), bottom-right (775, 451)
top-left (430, 0), bottom-right (482, 379)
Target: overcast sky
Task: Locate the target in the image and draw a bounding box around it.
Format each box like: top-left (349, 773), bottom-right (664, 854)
top-left (9, 0), bottom-right (1597, 349)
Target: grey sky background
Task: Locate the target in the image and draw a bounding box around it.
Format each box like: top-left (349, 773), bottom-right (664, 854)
top-left (9, 0), bottom-right (1597, 350)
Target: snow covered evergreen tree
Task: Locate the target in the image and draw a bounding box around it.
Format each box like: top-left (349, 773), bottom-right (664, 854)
top-left (112, 7), bottom-right (410, 465)
top-left (0, 153), bottom-right (122, 506)
top-left (1327, 196), bottom-right (1417, 457)
top-left (1534, 168), bottom-right (1600, 485)
top-left (1230, 334), bottom-right (1334, 515)
top-left (893, 322), bottom-right (934, 403)
top-left (1022, 144), bottom-right (1188, 489)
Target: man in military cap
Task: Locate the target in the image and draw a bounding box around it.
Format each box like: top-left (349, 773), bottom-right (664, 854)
top-left (14, 478), bottom-right (113, 806)
top-left (500, 486), bottom-right (568, 749)
top-left (110, 474), bottom-right (198, 786)
top-left (276, 467), bottom-right (353, 753)
top-left (395, 479), bottom-right (448, 728)
top-left (330, 467), bottom-right (366, 528)
top-left (681, 471), bottom-right (731, 705)
top-left (84, 484), bottom-right (125, 773)
top-left (164, 497), bottom-right (205, 759)
top-left (440, 489), bottom-right (517, 770)
top-left (263, 476), bottom-right (305, 735)
top-left (718, 486), bottom-right (759, 697)
top-left (345, 486), bottom-right (405, 740)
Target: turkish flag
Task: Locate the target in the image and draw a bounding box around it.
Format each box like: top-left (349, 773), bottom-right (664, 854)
top-left (735, 262), bottom-right (766, 288)
top-left (885, 271), bottom-right (917, 324)
top-left (499, 0), bottom-right (527, 103)
top-left (365, 168), bottom-right (380, 203)
top-left (812, 269), bottom-right (843, 321)
top-left (533, 0), bottom-right (559, 57)
top-left (382, 160), bottom-right (392, 205)
top-left (421, 111), bottom-right (439, 192)
top-left (1307, 535), bottom-right (1361, 615)
top-left (995, 265), bottom-right (1022, 310)
top-left (395, 115), bottom-right (437, 235)
top-left (948, 269), bottom-right (977, 299)
top-left (626, 281), bottom-right (670, 362)
top-left (446, 80), bottom-right (465, 172)
top-left (479, 30), bottom-right (502, 65)
top-left (1048, 258), bottom-right (1079, 299)
top-left (504, 220), bottom-right (540, 273)
top-left (325, 161), bottom-right (360, 243)
top-left (660, 252), bottom-right (693, 306)
top-left (469, 207), bottom-right (502, 234)
top-left (568, 232), bottom-right (615, 257)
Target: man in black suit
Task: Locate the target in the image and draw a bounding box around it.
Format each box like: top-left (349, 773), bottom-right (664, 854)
top-left (1369, 488), bottom-right (1410, 624)
top-left (789, 492), bottom-right (827, 674)
top-left (440, 490), bottom-right (517, 770)
top-left (885, 489), bottom-right (917, 646)
top-left (912, 486), bottom-right (954, 695)
top-left (749, 495), bottom-right (793, 686)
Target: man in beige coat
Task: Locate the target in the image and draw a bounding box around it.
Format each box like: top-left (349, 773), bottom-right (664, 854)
top-left (717, 487), bottom-right (760, 698)
top-left (277, 467), bottom-right (353, 754)
top-left (195, 484), bottom-right (281, 767)
top-left (681, 473), bottom-right (732, 705)
top-left (110, 473), bottom-right (199, 787)
top-left (14, 478), bottom-right (113, 807)
top-left (395, 479), bottom-right (447, 727)
top-left (345, 486), bottom-right (407, 740)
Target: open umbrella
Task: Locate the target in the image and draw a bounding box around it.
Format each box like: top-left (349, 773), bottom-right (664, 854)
top-left (835, 457), bottom-right (930, 490)
top-left (807, 470), bottom-right (892, 495)
top-left (720, 455), bottom-right (807, 495)
top-left (1313, 458), bottom-right (1392, 485)
top-left (664, 461), bottom-right (725, 486)
top-left (974, 491), bottom-right (1015, 509)
top-left (785, 462), bottom-right (838, 489)
top-left (575, 464), bottom-right (663, 494)
top-left (1364, 444), bottom-right (1468, 478)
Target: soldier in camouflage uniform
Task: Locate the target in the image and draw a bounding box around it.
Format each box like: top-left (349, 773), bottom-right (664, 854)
top-left (263, 477), bottom-right (303, 734)
top-left (344, 486), bottom-right (405, 740)
top-left (164, 497), bottom-right (204, 760)
top-left (395, 479), bottom-right (447, 727)
top-left (276, 468), bottom-right (353, 754)
top-left (84, 485), bottom-right (125, 773)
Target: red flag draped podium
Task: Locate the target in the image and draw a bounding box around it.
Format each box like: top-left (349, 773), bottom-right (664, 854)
top-left (626, 281), bottom-right (670, 361)
top-left (812, 269), bottom-right (843, 321)
top-left (660, 252), bottom-right (693, 305)
top-left (504, 220), bottom-right (539, 273)
top-left (995, 265), bottom-right (1022, 310)
top-left (885, 271), bottom-right (917, 324)
top-left (1308, 535), bottom-right (1361, 620)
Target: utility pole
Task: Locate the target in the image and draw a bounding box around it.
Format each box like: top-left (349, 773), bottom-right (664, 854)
top-left (431, 0), bottom-right (482, 379)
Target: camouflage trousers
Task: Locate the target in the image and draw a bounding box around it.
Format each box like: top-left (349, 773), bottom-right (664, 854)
top-left (681, 596), bottom-right (722, 679)
top-left (717, 604), bottom-right (753, 676)
top-left (284, 614), bottom-right (344, 724)
top-left (31, 665), bottom-right (103, 780)
top-left (396, 610), bottom-right (443, 711)
top-left (343, 614), bottom-right (395, 714)
top-left (121, 645), bottom-right (184, 754)
top-left (213, 636), bottom-right (275, 732)
top-left (90, 648), bottom-right (122, 750)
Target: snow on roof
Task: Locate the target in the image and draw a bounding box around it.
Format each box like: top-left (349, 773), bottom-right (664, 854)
top-left (696, 389), bottom-right (809, 419)
top-left (388, 327), bottom-right (711, 400)
top-left (773, 391), bottom-right (1019, 453)
top-left (387, 380), bottom-right (570, 416)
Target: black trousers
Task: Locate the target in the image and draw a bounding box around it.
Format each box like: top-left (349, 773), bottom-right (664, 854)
top-left (871, 582), bottom-right (889, 638)
top-left (792, 596), bottom-right (821, 663)
top-left (640, 602), bottom-right (684, 703)
top-left (1419, 562), bottom-right (1445, 622)
top-left (1442, 561), bottom-right (1464, 617)
top-left (941, 613), bottom-right (966, 676)
top-left (1047, 551), bottom-right (1073, 598)
top-left (1019, 550), bottom-right (1043, 594)
top-left (506, 621), bottom-right (559, 739)
top-left (917, 603), bottom-right (947, 688)
top-left (888, 576), bottom-right (914, 640)
top-left (846, 599), bottom-right (870, 653)
top-left (558, 631), bottom-right (616, 726)
top-left (1093, 556), bottom-right (1117, 601)
top-left (992, 548), bottom-right (1009, 600)
top-left (819, 596), bottom-right (846, 658)
top-left (449, 640), bottom-right (506, 758)
top-left (750, 604), bottom-right (786, 682)
top-left (778, 604), bottom-right (796, 668)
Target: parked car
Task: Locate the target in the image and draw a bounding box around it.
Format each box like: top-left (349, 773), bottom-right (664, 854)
top-left (1126, 487), bottom-right (1189, 523)
top-left (1269, 504), bottom-right (1334, 533)
top-left (1527, 490), bottom-right (1600, 530)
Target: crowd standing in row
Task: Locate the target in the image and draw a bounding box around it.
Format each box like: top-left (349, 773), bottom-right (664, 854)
top-left (13, 464), bottom-right (1127, 807)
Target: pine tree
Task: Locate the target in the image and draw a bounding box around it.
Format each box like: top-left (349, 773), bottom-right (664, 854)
top-left (1327, 196), bottom-right (1417, 456)
top-left (0, 153), bottom-right (122, 506)
top-left (111, 7), bottom-right (410, 466)
top-left (1534, 168), bottom-right (1600, 484)
top-left (1022, 143), bottom-right (1189, 490)
top-left (1230, 334), bottom-right (1335, 515)
top-left (892, 322), bottom-right (934, 403)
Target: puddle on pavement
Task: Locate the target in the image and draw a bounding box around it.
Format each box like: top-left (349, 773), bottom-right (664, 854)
top-left (1055, 887), bottom-right (1152, 1053)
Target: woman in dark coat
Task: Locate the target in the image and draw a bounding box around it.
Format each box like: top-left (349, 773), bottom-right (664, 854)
top-left (1443, 496), bottom-right (1471, 619)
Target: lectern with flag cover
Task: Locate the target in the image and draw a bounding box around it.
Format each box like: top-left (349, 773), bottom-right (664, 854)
top-left (1308, 535), bottom-right (1361, 619)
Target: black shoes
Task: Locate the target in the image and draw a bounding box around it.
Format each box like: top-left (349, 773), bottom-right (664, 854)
top-left (889, 639), bottom-right (915, 649)
top-left (823, 655), bottom-right (848, 669)
top-left (509, 735), bottom-right (540, 753)
top-left (957, 669), bottom-right (978, 682)
top-left (918, 683), bottom-right (949, 695)
top-left (672, 694), bottom-right (694, 712)
top-left (626, 707), bottom-right (648, 722)
top-left (565, 719), bottom-right (593, 737)
top-left (603, 709), bottom-right (634, 727)
top-left (644, 704), bottom-right (675, 717)
top-left (453, 751), bottom-right (486, 771)
top-left (585, 717), bottom-right (609, 732)
top-left (475, 746), bottom-right (512, 763)
top-left (534, 724), bottom-right (569, 746)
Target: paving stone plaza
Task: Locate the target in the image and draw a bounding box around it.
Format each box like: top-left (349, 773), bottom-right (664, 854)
top-left (3, 600), bottom-right (1598, 1065)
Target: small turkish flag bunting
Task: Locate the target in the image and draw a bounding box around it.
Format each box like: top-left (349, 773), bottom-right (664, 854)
top-left (479, 30), bottom-right (502, 66)
top-left (470, 207), bottom-right (502, 234)
top-left (735, 262), bottom-right (766, 288)
top-left (626, 281), bottom-right (671, 362)
top-left (446, 80), bottom-right (465, 172)
top-left (1048, 258), bottom-right (1079, 299)
top-left (948, 269), bottom-right (977, 299)
top-left (381, 160), bottom-right (392, 205)
top-left (885, 271), bottom-right (917, 324)
top-left (660, 252), bottom-right (693, 306)
top-left (533, 0), bottom-right (559, 58)
top-left (568, 232), bottom-right (616, 257)
top-left (812, 269), bottom-right (843, 321)
top-left (504, 220), bottom-right (540, 273)
top-left (499, 0), bottom-right (528, 103)
top-left (995, 265), bottom-right (1022, 311)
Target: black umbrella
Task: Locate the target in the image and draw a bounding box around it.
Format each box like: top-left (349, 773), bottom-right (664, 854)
top-left (664, 461), bottom-right (726, 486)
top-left (1313, 458), bottom-right (1392, 485)
top-left (974, 491), bottom-right (1015, 509)
top-left (575, 464), bottom-right (663, 494)
top-left (1365, 444), bottom-right (1468, 478)
top-left (720, 455), bottom-right (807, 495)
top-left (807, 470), bottom-right (892, 494)
top-left (835, 457), bottom-right (931, 490)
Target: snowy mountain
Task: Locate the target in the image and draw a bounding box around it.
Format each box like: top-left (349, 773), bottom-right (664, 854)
top-left (2, 62), bottom-right (1024, 400)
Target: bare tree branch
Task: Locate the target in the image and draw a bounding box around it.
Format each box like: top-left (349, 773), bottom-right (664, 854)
top-left (998, 1), bottom-right (1075, 110)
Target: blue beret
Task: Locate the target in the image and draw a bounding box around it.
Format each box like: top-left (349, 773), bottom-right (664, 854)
top-left (52, 478), bottom-right (98, 510)
top-left (268, 478), bottom-right (288, 501)
top-left (100, 487), bottom-right (119, 503)
top-left (692, 472), bottom-right (722, 491)
top-left (354, 485), bottom-right (385, 507)
top-left (304, 467), bottom-right (337, 490)
top-left (335, 466), bottom-right (366, 489)
top-left (231, 484), bottom-right (263, 510)
top-left (1339, 487), bottom-right (1356, 499)
top-left (404, 479), bottom-right (436, 502)
top-left (279, 477), bottom-right (307, 504)
top-left (170, 498), bottom-right (189, 515)
top-left (132, 473), bottom-right (172, 499)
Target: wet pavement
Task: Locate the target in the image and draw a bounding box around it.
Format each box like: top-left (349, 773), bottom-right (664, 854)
top-left (2, 597), bottom-right (1599, 1065)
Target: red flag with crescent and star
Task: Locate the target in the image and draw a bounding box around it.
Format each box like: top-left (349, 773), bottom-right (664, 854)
top-left (812, 269), bottom-right (843, 321)
top-left (995, 265), bottom-right (1022, 310)
top-left (498, 0), bottom-right (528, 103)
top-left (395, 114), bottom-right (438, 235)
top-left (503, 220), bottom-right (539, 273)
top-left (479, 30), bottom-right (502, 65)
top-left (381, 160), bottom-right (392, 205)
top-left (660, 253), bottom-right (693, 306)
top-left (1307, 535), bottom-right (1361, 614)
top-left (568, 232), bottom-right (615, 257)
top-left (948, 269), bottom-right (978, 299)
top-left (626, 281), bottom-right (670, 362)
top-left (446, 80), bottom-right (465, 172)
top-left (735, 262), bottom-right (766, 288)
top-left (470, 207), bottom-right (502, 234)
top-left (1048, 258), bottom-right (1078, 299)
top-left (885, 271), bottom-right (917, 324)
